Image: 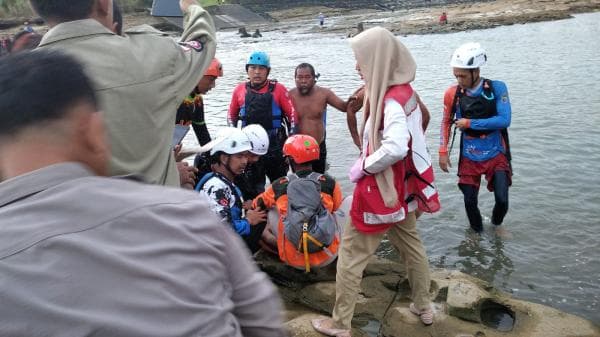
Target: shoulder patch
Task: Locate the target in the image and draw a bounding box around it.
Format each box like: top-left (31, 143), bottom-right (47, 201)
top-left (501, 94), bottom-right (509, 103)
top-left (179, 40), bottom-right (204, 52)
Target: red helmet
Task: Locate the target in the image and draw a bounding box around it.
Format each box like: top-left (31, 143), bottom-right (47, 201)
top-left (204, 58), bottom-right (223, 77)
top-left (283, 134), bottom-right (320, 164)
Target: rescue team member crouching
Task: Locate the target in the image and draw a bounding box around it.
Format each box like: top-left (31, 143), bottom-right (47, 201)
top-left (228, 51), bottom-right (298, 186)
top-left (439, 42), bottom-right (512, 234)
top-left (254, 135), bottom-right (343, 272)
top-left (193, 124), bottom-right (271, 203)
top-left (195, 127), bottom-right (267, 251)
top-left (176, 58), bottom-right (223, 146)
top-left (236, 124), bottom-right (271, 204)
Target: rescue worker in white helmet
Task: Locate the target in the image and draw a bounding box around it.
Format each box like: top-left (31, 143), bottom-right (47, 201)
top-left (439, 42), bottom-right (512, 234)
top-left (237, 124), bottom-right (271, 253)
top-left (195, 127), bottom-right (267, 247)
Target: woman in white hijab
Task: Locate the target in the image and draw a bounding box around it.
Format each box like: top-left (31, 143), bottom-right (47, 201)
top-left (312, 27), bottom-right (439, 336)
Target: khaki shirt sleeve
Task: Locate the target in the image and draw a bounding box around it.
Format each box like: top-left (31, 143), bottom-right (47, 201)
top-left (172, 4), bottom-right (217, 105)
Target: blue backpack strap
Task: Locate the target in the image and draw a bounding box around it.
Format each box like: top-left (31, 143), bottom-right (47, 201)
top-left (195, 172), bottom-right (215, 191)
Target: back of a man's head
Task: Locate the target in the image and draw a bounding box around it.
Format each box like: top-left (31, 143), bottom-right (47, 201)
top-left (29, 0), bottom-right (94, 22)
top-left (0, 50), bottom-right (97, 138)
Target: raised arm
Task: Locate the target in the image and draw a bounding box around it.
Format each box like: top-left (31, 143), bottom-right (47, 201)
top-left (415, 93), bottom-right (430, 131)
top-left (346, 85), bottom-right (365, 150)
top-left (326, 88), bottom-right (348, 112)
top-left (172, 2), bottom-right (216, 104)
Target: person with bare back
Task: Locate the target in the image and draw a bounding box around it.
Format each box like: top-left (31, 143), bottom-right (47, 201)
top-left (290, 63), bottom-right (358, 173)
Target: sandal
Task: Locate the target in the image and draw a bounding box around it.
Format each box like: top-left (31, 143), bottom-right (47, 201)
top-left (311, 317), bottom-right (351, 336)
top-left (409, 303), bottom-right (434, 325)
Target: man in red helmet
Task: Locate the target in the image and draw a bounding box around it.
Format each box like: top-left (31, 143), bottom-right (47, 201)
top-left (253, 134), bottom-right (343, 272)
top-left (175, 58), bottom-right (223, 189)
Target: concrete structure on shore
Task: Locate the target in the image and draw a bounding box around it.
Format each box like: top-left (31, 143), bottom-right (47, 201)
top-left (151, 0), bottom-right (267, 30)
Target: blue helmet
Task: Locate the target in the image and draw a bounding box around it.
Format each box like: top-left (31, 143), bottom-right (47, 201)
top-left (246, 51), bottom-right (270, 70)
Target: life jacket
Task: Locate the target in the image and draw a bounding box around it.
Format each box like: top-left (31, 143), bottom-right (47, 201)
top-left (240, 81), bottom-right (283, 133)
top-left (271, 172), bottom-right (340, 272)
top-left (176, 92), bottom-right (204, 126)
top-left (193, 152), bottom-right (212, 186)
top-left (450, 79), bottom-right (512, 167)
top-left (195, 172), bottom-right (245, 229)
top-left (454, 79), bottom-right (496, 137)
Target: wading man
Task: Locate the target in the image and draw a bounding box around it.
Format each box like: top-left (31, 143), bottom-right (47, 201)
top-left (290, 62), bottom-right (357, 173)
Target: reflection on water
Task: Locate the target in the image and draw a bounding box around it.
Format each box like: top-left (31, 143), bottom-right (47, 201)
top-left (186, 12), bottom-right (600, 324)
top-left (454, 231), bottom-right (514, 288)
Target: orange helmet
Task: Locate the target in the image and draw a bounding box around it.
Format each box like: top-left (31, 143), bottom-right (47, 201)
top-left (205, 58), bottom-right (223, 77)
top-left (283, 134), bottom-right (320, 164)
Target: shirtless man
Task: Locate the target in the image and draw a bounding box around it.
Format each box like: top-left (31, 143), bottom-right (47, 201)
top-left (290, 63), bottom-right (357, 173)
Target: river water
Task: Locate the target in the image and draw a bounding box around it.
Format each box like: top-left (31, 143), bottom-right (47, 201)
top-left (184, 12), bottom-right (600, 324)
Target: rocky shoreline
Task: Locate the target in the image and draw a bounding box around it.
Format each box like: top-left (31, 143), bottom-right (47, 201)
top-left (256, 253), bottom-right (600, 337)
top-left (2, 0), bottom-right (598, 38)
top-left (260, 0), bottom-right (600, 36)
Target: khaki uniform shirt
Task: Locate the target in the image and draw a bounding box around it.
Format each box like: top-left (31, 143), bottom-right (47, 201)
top-left (38, 6), bottom-right (216, 186)
top-left (0, 163), bottom-right (285, 337)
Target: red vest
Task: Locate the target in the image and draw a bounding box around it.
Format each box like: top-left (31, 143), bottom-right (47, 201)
top-left (351, 84), bottom-right (440, 234)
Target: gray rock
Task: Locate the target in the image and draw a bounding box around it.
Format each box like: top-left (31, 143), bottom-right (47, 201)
top-left (258, 254), bottom-right (600, 337)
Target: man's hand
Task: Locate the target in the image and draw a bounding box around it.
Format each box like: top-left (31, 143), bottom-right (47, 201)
top-left (180, 0), bottom-right (199, 12)
top-left (439, 154), bottom-right (452, 173)
top-left (347, 85), bottom-right (365, 150)
top-left (455, 118), bottom-right (470, 129)
top-left (347, 85), bottom-right (365, 115)
top-left (177, 161), bottom-right (198, 189)
top-left (242, 200), bottom-right (253, 211)
top-left (246, 209), bottom-right (267, 225)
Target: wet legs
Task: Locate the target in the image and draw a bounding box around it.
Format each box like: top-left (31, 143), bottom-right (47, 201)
top-left (491, 171), bottom-right (509, 226)
top-left (459, 183), bottom-right (483, 232)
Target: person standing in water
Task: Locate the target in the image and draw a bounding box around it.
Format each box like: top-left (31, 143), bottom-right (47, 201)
top-left (439, 42), bottom-right (512, 234)
top-left (289, 63), bottom-right (357, 173)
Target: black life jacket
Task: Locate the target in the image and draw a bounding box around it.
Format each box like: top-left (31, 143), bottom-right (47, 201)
top-left (242, 81), bottom-right (280, 132)
top-left (454, 79), bottom-right (496, 137)
top-left (451, 79), bottom-right (512, 172)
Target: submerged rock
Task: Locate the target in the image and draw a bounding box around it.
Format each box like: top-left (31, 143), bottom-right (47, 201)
top-left (256, 254), bottom-right (600, 337)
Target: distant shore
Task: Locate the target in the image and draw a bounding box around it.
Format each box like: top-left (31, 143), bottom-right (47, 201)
top-left (262, 0), bottom-right (600, 36)
top-left (1, 0), bottom-right (599, 38)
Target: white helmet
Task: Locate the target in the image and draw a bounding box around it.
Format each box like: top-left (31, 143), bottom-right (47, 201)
top-left (450, 42), bottom-right (487, 69)
top-left (242, 124), bottom-right (270, 155)
top-left (209, 127), bottom-right (252, 155)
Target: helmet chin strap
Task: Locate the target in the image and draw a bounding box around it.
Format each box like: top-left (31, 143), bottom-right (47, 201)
top-left (220, 155), bottom-right (239, 180)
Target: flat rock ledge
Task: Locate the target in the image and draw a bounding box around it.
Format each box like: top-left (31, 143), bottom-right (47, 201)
top-left (255, 252), bottom-right (600, 337)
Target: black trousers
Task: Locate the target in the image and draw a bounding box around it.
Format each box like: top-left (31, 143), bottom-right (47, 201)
top-left (459, 170), bottom-right (509, 233)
